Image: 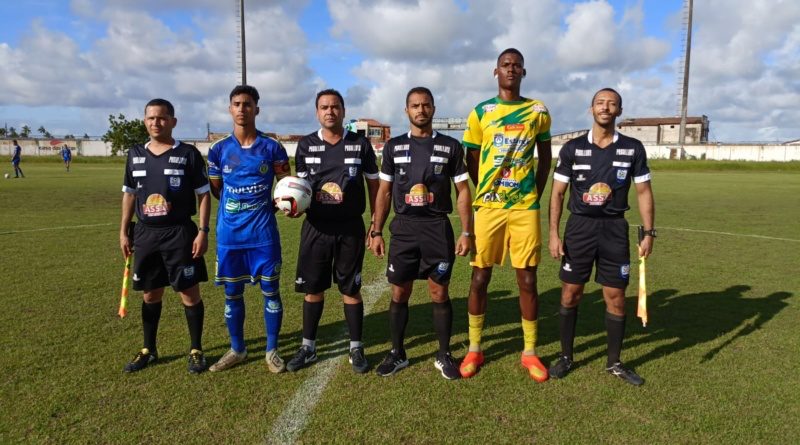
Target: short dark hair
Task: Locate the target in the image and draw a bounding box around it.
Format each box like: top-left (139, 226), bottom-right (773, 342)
top-left (144, 98), bottom-right (175, 116)
top-left (406, 86), bottom-right (434, 106)
top-left (592, 88), bottom-right (623, 107)
top-left (230, 85), bottom-right (260, 104)
top-left (315, 89), bottom-right (345, 109)
top-left (12, 139), bottom-right (18, 144)
top-left (497, 48), bottom-right (524, 65)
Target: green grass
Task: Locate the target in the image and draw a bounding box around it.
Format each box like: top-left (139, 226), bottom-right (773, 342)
top-left (0, 161), bottom-right (798, 444)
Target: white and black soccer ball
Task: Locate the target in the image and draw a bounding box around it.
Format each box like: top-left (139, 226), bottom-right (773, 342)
top-left (273, 176), bottom-right (312, 216)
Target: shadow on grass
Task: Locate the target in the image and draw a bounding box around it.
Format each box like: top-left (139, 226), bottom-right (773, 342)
top-left (554, 285), bottom-right (792, 369)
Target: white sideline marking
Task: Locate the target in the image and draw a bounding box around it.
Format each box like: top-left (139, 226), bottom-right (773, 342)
top-left (267, 277), bottom-right (388, 445)
top-left (0, 222), bottom-right (112, 235)
top-left (659, 226), bottom-right (800, 243)
top-left (446, 214), bottom-right (800, 243)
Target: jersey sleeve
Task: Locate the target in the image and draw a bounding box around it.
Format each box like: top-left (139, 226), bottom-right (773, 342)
top-left (122, 149), bottom-right (135, 193)
top-left (295, 138), bottom-right (308, 179)
top-left (362, 140), bottom-right (379, 180)
top-left (207, 143), bottom-right (221, 180)
top-left (535, 103), bottom-right (552, 142)
top-left (553, 140), bottom-right (575, 183)
top-left (188, 146), bottom-right (210, 194)
top-left (631, 140), bottom-right (652, 183)
top-left (379, 140), bottom-right (395, 182)
top-left (462, 108), bottom-right (482, 151)
top-left (450, 140), bottom-right (469, 183)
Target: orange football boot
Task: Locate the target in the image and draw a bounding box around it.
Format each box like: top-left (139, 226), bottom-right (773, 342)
top-left (459, 351), bottom-right (484, 378)
top-left (521, 354), bottom-right (549, 382)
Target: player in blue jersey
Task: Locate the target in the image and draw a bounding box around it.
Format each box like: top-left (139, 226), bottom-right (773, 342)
top-left (11, 140), bottom-right (24, 178)
top-left (61, 144), bottom-right (72, 172)
top-left (207, 85), bottom-right (292, 373)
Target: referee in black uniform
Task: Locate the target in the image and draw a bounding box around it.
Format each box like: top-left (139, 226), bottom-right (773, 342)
top-left (120, 98), bottom-right (211, 374)
top-left (548, 88), bottom-right (655, 385)
top-left (286, 89), bottom-right (379, 374)
top-left (369, 87), bottom-right (474, 379)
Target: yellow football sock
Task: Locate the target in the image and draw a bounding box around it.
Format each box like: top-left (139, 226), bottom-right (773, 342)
top-left (468, 313), bottom-right (485, 352)
top-left (522, 318), bottom-right (538, 354)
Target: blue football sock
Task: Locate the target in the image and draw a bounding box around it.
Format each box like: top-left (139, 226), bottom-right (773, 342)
top-left (263, 291), bottom-right (283, 352)
top-left (224, 296), bottom-right (246, 353)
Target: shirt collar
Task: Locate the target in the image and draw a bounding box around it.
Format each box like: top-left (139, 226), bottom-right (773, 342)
top-left (587, 129), bottom-right (619, 144)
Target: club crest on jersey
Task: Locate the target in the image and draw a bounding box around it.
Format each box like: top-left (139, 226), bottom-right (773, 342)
top-left (317, 182), bottom-right (344, 204)
top-left (259, 162), bottom-right (269, 175)
top-left (169, 176), bottom-right (181, 189)
top-left (143, 194), bottom-right (170, 216)
top-left (582, 182), bottom-right (612, 205)
top-left (405, 184), bottom-right (434, 206)
top-left (532, 103), bottom-right (548, 113)
top-left (348, 166), bottom-right (358, 177)
top-left (616, 169), bottom-right (628, 183)
top-left (493, 134), bottom-right (504, 148)
top-left (482, 104), bottom-right (497, 113)
top-left (433, 164), bottom-right (444, 175)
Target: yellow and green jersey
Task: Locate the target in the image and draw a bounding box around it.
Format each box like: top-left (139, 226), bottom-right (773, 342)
top-left (462, 97), bottom-right (551, 210)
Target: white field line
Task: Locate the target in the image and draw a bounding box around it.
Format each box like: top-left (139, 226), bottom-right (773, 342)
top-left (446, 214), bottom-right (800, 243)
top-left (0, 222), bottom-right (112, 235)
top-left (267, 276), bottom-right (388, 445)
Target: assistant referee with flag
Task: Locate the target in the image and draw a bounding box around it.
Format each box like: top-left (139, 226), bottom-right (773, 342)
top-left (548, 87), bottom-right (655, 386)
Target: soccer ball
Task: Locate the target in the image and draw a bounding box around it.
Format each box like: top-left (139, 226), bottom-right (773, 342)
top-left (3, 173), bottom-right (8, 179)
top-left (273, 176), bottom-right (312, 216)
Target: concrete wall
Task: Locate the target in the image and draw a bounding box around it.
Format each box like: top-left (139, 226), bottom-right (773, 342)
top-left (2, 139), bottom-right (798, 162)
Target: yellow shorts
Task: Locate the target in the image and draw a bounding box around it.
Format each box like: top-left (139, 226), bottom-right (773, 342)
top-left (470, 207), bottom-right (541, 269)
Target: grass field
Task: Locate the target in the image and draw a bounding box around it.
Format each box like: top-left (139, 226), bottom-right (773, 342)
top-left (0, 160), bottom-right (798, 444)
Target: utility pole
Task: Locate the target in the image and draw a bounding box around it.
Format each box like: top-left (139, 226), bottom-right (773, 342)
top-left (239, 0), bottom-right (247, 85)
top-left (678, 0), bottom-right (693, 148)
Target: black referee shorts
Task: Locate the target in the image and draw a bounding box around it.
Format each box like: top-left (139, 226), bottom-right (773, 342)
top-left (387, 215), bottom-right (455, 285)
top-left (560, 214), bottom-right (630, 289)
top-left (295, 218), bottom-right (366, 296)
top-left (132, 222), bottom-right (208, 292)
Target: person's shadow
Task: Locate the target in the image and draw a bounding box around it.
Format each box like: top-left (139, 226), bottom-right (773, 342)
top-left (564, 285), bottom-right (792, 369)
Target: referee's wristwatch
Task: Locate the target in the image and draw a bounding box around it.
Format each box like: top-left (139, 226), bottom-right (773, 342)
top-left (370, 230), bottom-right (382, 239)
top-left (461, 231), bottom-right (474, 238)
top-left (642, 228), bottom-right (657, 238)
top-left (200, 226), bottom-right (210, 234)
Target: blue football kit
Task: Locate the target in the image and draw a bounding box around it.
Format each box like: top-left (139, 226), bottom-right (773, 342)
top-left (207, 132), bottom-right (290, 353)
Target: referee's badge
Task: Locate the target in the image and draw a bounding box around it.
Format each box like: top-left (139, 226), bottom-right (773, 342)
top-left (616, 169), bottom-right (628, 182)
top-left (348, 166), bottom-right (358, 177)
top-left (433, 164), bottom-right (443, 175)
top-left (169, 176), bottom-right (181, 189)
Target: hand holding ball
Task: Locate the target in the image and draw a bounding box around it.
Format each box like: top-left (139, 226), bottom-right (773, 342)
top-left (273, 176), bottom-right (312, 217)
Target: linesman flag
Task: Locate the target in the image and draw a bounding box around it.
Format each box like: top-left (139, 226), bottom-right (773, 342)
top-left (637, 226), bottom-right (648, 327)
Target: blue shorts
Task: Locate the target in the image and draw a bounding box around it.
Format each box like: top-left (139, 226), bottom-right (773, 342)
top-left (215, 245), bottom-right (282, 289)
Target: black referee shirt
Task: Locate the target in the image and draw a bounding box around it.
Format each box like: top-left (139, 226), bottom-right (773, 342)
top-left (295, 129), bottom-right (379, 223)
top-left (553, 130), bottom-right (651, 217)
top-left (380, 131), bottom-right (468, 218)
top-left (122, 141), bottom-right (210, 226)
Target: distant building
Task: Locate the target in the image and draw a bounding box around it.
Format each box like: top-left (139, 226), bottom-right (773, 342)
top-left (617, 116), bottom-right (710, 144)
top-left (552, 129), bottom-right (589, 145)
top-left (784, 138), bottom-right (800, 145)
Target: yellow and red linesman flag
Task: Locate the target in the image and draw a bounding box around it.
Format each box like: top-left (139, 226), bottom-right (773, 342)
top-left (118, 255), bottom-right (132, 318)
top-left (637, 256), bottom-right (648, 327)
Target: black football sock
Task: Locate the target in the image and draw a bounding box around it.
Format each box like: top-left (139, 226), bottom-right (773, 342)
top-left (343, 301), bottom-right (364, 343)
top-left (302, 300), bottom-right (324, 343)
top-left (142, 301), bottom-right (163, 352)
top-left (432, 300), bottom-right (453, 354)
top-left (559, 306), bottom-right (578, 359)
top-left (389, 301), bottom-right (409, 354)
top-left (184, 300), bottom-right (205, 351)
top-left (605, 312), bottom-right (626, 367)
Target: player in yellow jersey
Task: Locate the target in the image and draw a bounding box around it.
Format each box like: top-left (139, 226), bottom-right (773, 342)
top-left (460, 48), bottom-right (552, 381)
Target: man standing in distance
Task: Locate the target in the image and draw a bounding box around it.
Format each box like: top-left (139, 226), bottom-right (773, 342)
top-left (369, 87), bottom-right (474, 379)
top-left (61, 144), bottom-right (72, 172)
top-left (548, 88), bottom-right (654, 386)
top-left (286, 89), bottom-right (379, 374)
top-left (11, 140), bottom-right (24, 178)
top-left (207, 85), bottom-right (292, 373)
top-left (120, 98), bottom-right (211, 374)
top-left (460, 48), bottom-right (552, 381)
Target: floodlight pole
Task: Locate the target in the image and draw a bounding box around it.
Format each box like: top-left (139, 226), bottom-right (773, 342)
top-left (240, 0), bottom-right (247, 85)
top-left (678, 0), bottom-right (693, 148)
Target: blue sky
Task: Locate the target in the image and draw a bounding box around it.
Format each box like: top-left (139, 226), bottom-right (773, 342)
top-left (0, 0), bottom-right (798, 142)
